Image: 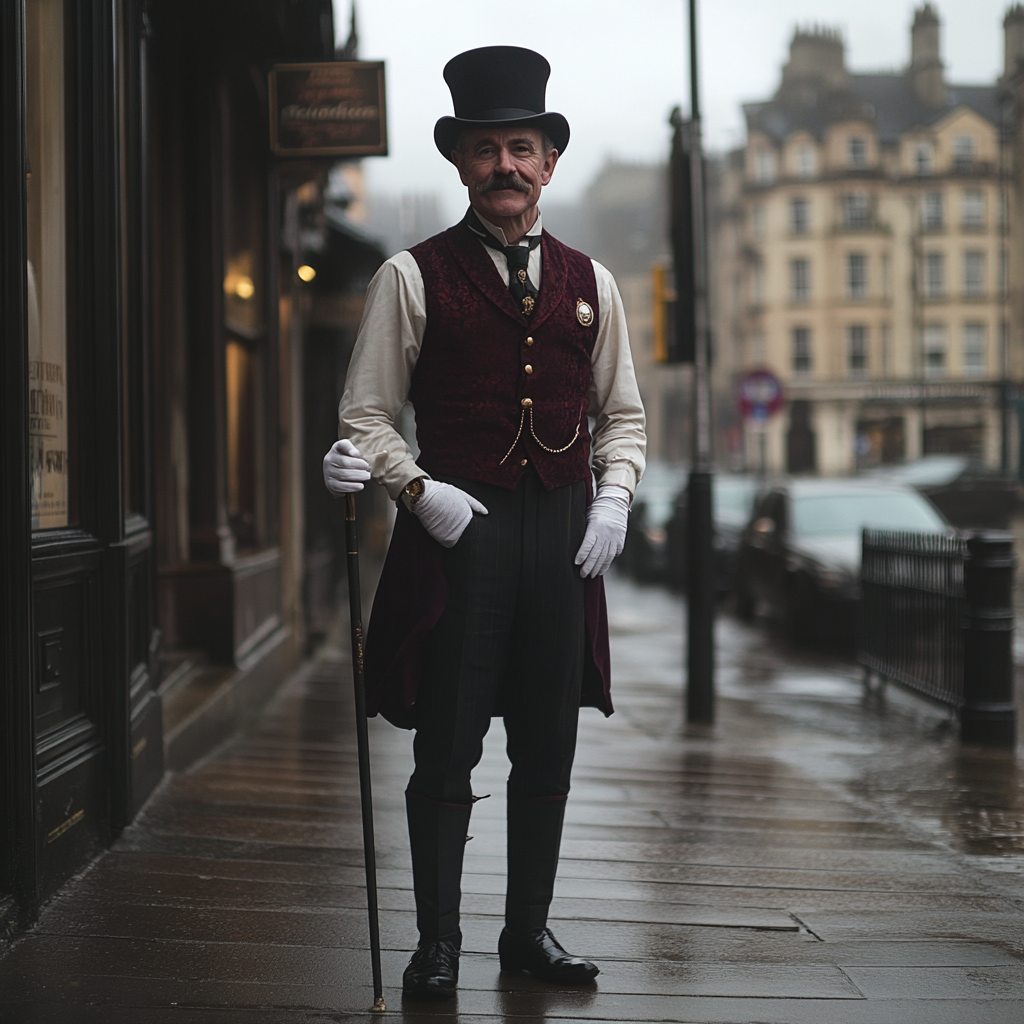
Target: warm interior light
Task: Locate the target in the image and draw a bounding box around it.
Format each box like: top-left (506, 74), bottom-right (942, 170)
top-left (297, 264), bottom-right (317, 282)
top-left (224, 271), bottom-right (254, 300)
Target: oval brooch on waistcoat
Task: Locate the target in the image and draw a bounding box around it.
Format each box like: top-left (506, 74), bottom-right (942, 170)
top-left (576, 298), bottom-right (594, 327)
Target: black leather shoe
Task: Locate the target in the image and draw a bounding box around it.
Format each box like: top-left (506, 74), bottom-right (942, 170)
top-left (498, 927), bottom-right (599, 984)
top-left (402, 938), bottom-right (460, 999)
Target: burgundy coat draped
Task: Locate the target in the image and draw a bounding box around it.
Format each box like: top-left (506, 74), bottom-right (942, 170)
top-left (363, 221), bottom-right (613, 729)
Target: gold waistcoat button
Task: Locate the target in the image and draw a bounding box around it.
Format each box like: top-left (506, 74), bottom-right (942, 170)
top-left (521, 397), bottom-right (532, 408)
top-left (525, 364), bottom-right (533, 374)
top-left (525, 336), bottom-right (534, 346)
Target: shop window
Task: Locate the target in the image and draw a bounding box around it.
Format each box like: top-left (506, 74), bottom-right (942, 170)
top-left (26, 0), bottom-right (73, 530)
top-left (226, 339), bottom-right (264, 549)
top-left (922, 324), bottom-right (947, 378)
top-left (924, 252), bottom-right (945, 298)
top-left (922, 191), bottom-right (944, 231)
top-left (846, 253), bottom-right (867, 299)
top-left (790, 197), bottom-right (809, 235)
top-left (791, 327), bottom-right (812, 376)
top-left (847, 325), bottom-right (868, 378)
top-left (962, 323), bottom-right (986, 377)
top-left (963, 251), bottom-right (985, 298)
top-left (789, 259), bottom-right (809, 303)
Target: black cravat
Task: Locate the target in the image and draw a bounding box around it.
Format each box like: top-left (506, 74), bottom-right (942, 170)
top-left (467, 210), bottom-right (541, 316)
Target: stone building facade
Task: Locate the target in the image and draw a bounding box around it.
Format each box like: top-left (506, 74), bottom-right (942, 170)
top-left (715, 5), bottom-right (1022, 476)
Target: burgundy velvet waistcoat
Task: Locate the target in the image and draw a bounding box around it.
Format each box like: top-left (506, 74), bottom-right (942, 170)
top-left (408, 221), bottom-right (599, 490)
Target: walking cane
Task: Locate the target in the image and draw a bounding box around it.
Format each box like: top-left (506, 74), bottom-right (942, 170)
top-left (344, 494), bottom-right (386, 1012)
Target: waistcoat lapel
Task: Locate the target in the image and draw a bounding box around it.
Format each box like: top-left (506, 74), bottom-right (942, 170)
top-left (444, 223), bottom-right (526, 325)
top-left (528, 231), bottom-right (568, 332)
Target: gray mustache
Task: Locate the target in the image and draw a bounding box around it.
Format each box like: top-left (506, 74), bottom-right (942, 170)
top-left (476, 173), bottom-right (532, 195)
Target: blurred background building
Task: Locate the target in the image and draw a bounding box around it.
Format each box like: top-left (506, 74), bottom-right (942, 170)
top-left (710, 4), bottom-right (1021, 477)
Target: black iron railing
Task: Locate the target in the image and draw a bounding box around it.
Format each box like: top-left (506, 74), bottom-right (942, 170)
top-left (858, 529), bottom-right (966, 707)
top-left (859, 528), bottom-right (1017, 747)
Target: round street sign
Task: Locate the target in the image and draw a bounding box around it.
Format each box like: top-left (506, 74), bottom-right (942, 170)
top-left (738, 369), bottom-right (784, 423)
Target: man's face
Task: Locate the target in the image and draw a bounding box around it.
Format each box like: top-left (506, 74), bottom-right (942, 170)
top-left (452, 127), bottom-right (558, 222)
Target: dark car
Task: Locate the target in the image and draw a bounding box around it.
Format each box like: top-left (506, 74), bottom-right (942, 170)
top-left (620, 462), bottom-right (688, 582)
top-left (870, 455), bottom-right (1021, 530)
top-left (735, 479), bottom-right (948, 645)
top-left (665, 474), bottom-right (758, 593)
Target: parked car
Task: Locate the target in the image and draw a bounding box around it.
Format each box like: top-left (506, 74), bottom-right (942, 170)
top-left (665, 474), bottom-right (758, 593)
top-left (620, 462), bottom-right (688, 582)
top-left (869, 455), bottom-right (1020, 530)
top-left (735, 479), bottom-right (949, 645)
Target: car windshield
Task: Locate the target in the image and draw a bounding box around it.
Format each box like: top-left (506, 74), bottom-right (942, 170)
top-left (883, 456), bottom-right (968, 486)
top-left (791, 491), bottom-right (946, 538)
top-left (715, 477), bottom-right (757, 523)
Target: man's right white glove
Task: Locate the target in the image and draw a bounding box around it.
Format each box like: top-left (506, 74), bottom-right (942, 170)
top-left (407, 479), bottom-right (488, 549)
top-left (323, 439), bottom-right (371, 495)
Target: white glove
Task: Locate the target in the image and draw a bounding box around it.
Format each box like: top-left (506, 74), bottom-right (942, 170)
top-left (575, 484), bottom-right (630, 578)
top-left (323, 439), bottom-right (371, 495)
top-left (409, 479), bottom-right (488, 548)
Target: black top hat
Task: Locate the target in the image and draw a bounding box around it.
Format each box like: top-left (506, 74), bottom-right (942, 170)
top-left (434, 46), bottom-right (570, 161)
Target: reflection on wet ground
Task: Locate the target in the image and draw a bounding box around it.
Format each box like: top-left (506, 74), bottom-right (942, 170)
top-left (1, 573), bottom-right (1023, 1021)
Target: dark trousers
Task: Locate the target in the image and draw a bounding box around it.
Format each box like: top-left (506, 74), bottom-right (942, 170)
top-left (406, 471), bottom-right (587, 942)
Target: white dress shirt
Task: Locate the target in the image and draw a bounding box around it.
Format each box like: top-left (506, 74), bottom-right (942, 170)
top-left (339, 209), bottom-right (647, 501)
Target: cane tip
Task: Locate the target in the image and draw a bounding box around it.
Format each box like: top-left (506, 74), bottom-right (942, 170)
top-left (370, 996), bottom-right (386, 1012)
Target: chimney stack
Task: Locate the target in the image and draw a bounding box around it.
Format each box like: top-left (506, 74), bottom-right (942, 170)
top-left (910, 4), bottom-right (945, 107)
top-left (1004, 5), bottom-right (1024, 80)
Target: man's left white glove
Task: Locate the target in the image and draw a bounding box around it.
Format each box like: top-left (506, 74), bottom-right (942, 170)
top-left (323, 439), bottom-right (371, 495)
top-left (575, 484), bottom-right (631, 578)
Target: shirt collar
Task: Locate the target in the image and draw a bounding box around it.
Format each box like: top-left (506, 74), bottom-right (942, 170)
top-left (471, 208), bottom-right (543, 247)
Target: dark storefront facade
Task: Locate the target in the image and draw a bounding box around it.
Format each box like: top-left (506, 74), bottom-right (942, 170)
top-left (1, 0), bottom-right (381, 931)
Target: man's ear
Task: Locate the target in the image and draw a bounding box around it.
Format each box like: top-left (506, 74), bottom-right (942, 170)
top-left (451, 150), bottom-right (473, 187)
top-left (539, 148), bottom-right (559, 187)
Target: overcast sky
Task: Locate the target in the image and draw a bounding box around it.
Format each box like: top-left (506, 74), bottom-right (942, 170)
top-left (337, 0), bottom-right (1013, 220)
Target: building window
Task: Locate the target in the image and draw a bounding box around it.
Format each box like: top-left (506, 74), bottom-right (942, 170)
top-left (922, 192), bottom-right (944, 231)
top-left (922, 323), bottom-right (947, 377)
top-left (962, 322), bottom-right (986, 377)
top-left (915, 143), bottom-right (933, 175)
top-left (752, 329), bottom-right (766, 364)
top-left (881, 323), bottom-right (892, 376)
top-left (962, 189), bottom-right (984, 228)
top-left (847, 325), bottom-right (869, 377)
top-left (751, 264), bottom-right (765, 305)
top-left (999, 192), bottom-right (1009, 229)
top-left (754, 148), bottom-right (775, 183)
top-left (751, 204), bottom-right (766, 239)
top-left (846, 253), bottom-right (868, 299)
top-left (843, 192), bottom-right (871, 229)
top-left (963, 251), bottom-right (985, 298)
top-left (792, 327), bottom-right (812, 375)
top-left (790, 259), bottom-right (810, 302)
top-left (847, 135), bottom-right (867, 167)
top-left (790, 197), bottom-right (809, 234)
top-left (953, 134), bottom-right (975, 172)
top-left (797, 144), bottom-right (816, 178)
top-left (924, 252), bottom-right (945, 298)
top-left (881, 253), bottom-right (891, 298)
top-left (1000, 248), bottom-right (1008, 297)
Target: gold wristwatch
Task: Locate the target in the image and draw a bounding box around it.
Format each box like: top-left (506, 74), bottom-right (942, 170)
top-left (403, 476), bottom-right (426, 506)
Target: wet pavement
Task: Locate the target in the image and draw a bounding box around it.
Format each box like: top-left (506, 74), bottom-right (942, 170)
top-left (3, 575), bottom-right (1024, 1022)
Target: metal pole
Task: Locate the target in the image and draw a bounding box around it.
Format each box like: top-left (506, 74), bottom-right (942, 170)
top-left (961, 531), bottom-right (1017, 747)
top-left (345, 495), bottom-right (386, 1012)
top-left (685, 0), bottom-right (715, 723)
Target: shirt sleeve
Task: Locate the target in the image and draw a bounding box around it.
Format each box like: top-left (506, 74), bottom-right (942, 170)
top-left (338, 251), bottom-right (429, 501)
top-left (587, 260), bottom-right (647, 499)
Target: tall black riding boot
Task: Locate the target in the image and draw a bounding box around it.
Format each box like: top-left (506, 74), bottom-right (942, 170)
top-left (504, 792), bottom-right (567, 932)
top-left (405, 791), bottom-right (473, 943)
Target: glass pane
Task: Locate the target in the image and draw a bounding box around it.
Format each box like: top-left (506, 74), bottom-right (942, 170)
top-left (26, 0), bottom-right (69, 530)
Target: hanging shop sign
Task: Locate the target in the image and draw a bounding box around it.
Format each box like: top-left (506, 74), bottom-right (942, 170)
top-left (738, 369), bottom-right (784, 424)
top-left (269, 61), bottom-right (388, 158)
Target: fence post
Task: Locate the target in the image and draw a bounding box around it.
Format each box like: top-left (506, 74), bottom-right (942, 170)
top-left (961, 531), bottom-right (1017, 747)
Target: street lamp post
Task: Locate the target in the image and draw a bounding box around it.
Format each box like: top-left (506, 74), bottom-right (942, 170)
top-left (684, 0), bottom-right (715, 724)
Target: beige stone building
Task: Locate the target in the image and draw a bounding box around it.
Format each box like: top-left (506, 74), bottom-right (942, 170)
top-left (715, 5), bottom-right (1020, 476)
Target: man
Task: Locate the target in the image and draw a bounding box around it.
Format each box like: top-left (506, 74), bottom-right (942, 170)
top-left (324, 45), bottom-right (645, 999)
